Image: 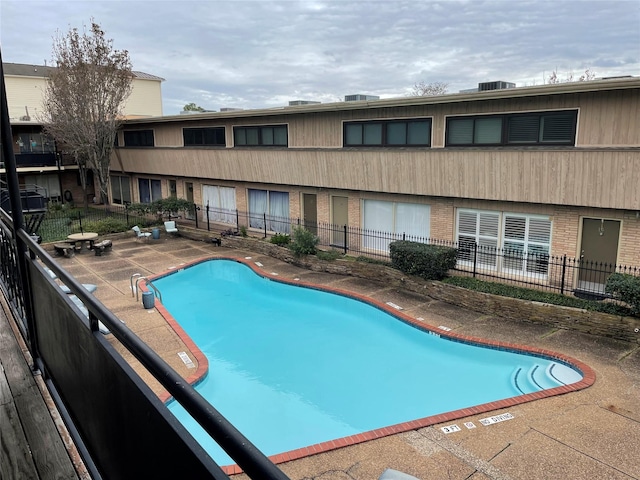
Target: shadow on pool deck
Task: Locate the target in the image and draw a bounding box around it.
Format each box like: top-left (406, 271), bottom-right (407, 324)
top-left (50, 233), bottom-right (640, 480)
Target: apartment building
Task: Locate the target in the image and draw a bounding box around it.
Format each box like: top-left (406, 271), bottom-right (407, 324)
top-left (112, 77), bottom-right (639, 291)
top-left (2, 62), bottom-right (164, 206)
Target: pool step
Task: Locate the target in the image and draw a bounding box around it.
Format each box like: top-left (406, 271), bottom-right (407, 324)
top-left (512, 363), bottom-right (567, 395)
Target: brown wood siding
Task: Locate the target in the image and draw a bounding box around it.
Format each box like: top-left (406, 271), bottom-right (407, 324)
top-left (113, 147), bottom-right (640, 211)
top-left (139, 89), bottom-right (640, 149)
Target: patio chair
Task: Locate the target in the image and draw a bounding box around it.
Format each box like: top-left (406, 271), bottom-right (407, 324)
top-left (132, 225), bottom-right (151, 241)
top-left (164, 221), bottom-right (178, 235)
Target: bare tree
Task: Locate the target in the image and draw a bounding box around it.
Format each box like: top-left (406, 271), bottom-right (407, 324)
top-left (547, 68), bottom-right (596, 84)
top-left (409, 81), bottom-right (449, 96)
top-left (42, 20), bottom-right (133, 206)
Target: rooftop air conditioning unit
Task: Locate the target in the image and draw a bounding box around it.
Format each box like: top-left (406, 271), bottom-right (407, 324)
top-left (478, 81), bottom-right (516, 91)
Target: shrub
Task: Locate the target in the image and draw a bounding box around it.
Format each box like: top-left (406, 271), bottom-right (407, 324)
top-left (605, 273), bottom-right (640, 315)
top-left (270, 233), bottom-right (291, 246)
top-left (289, 226), bottom-right (319, 257)
top-left (389, 241), bottom-right (457, 280)
top-left (79, 217), bottom-right (130, 235)
top-left (239, 225), bottom-right (248, 237)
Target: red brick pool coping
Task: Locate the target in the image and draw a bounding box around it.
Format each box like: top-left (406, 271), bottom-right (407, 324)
top-left (147, 255), bottom-right (596, 476)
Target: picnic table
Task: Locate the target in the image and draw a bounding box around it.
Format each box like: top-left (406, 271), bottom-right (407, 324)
top-left (67, 232), bottom-right (98, 251)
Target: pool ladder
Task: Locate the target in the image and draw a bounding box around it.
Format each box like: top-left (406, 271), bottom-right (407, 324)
top-left (130, 273), bottom-right (163, 303)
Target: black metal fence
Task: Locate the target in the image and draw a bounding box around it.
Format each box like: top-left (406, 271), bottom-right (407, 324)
top-left (198, 204), bottom-right (640, 299)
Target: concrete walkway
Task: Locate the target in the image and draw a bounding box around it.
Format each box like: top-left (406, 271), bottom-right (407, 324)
top-left (49, 233), bottom-right (640, 480)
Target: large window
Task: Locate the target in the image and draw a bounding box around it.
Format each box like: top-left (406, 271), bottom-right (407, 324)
top-left (446, 110), bottom-right (577, 146)
top-left (138, 178), bottom-right (162, 203)
top-left (123, 130), bottom-right (154, 147)
top-left (456, 209), bottom-right (552, 276)
top-left (202, 185), bottom-right (236, 224)
top-left (248, 189), bottom-right (290, 233)
top-left (344, 119), bottom-right (431, 147)
top-left (363, 200), bottom-right (431, 252)
top-left (17, 133), bottom-right (55, 153)
top-left (111, 176), bottom-right (131, 205)
top-left (183, 127), bottom-right (225, 146)
top-left (234, 125), bottom-right (287, 146)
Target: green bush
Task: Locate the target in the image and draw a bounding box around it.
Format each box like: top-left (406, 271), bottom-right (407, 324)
top-left (289, 226), bottom-right (319, 257)
top-left (444, 276), bottom-right (635, 316)
top-left (78, 217), bottom-right (130, 235)
top-left (605, 273), bottom-right (640, 314)
top-left (270, 233), bottom-right (291, 246)
top-left (389, 241), bottom-right (457, 280)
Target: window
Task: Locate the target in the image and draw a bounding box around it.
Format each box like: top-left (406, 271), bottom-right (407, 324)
top-left (138, 178), bottom-right (162, 203)
top-left (344, 119), bottom-right (431, 147)
top-left (202, 185), bottom-right (236, 224)
top-left (123, 130), bottom-right (154, 147)
top-left (248, 189), bottom-right (290, 233)
top-left (456, 209), bottom-right (552, 276)
top-left (111, 176), bottom-right (131, 205)
top-left (17, 133), bottom-right (55, 153)
top-left (183, 127), bottom-right (225, 146)
top-left (362, 200), bottom-right (430, 252)
top-left (446, 110), bottom-right (577, 146)
top-left (234, 125), bottom-right (287, 146)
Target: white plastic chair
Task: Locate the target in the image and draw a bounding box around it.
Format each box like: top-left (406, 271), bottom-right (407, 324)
top-left (132, 225), bottom-right (151, 241)
top-left (164, 221), bottom-right (178, 234)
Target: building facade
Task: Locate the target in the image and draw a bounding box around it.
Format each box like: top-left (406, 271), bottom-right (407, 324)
top-left (3, 62), bottom-right (164, 205)
top-left (112, 77), bottom-right (639, 292)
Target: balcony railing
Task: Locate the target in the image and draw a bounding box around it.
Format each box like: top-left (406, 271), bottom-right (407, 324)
top-left (14, 152), bottom-right (58, 168)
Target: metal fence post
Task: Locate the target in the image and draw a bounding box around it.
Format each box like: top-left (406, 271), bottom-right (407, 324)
top-left (343, 225), bottom-right (347, 255)
top-left (473, 242), bottom-right (478, 278)
top-left (206, 203), bottom-right (210, 232)
top-left (560, 254), bottom-right (567, 294)
top-left (236, 209), bottom-right (239, 231)
top-left (193, 203), bottom-right (199, 229)
top-left (264, 213), bottom-right (267, 238)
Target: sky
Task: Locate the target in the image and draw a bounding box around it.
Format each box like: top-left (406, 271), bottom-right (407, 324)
top-left (1, 0), bottom-right (639, 115)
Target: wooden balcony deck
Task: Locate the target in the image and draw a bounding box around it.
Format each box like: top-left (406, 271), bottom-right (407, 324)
top-left (0, 299), bottom-right (84, 480)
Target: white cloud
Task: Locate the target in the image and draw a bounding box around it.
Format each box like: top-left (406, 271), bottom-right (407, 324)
top-left (1, 0), bottom-right (638, 114)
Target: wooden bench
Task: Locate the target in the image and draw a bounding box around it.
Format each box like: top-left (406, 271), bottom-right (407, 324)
top-left (93, 239), bottom-right (113, 256)
top-left (53, 242), bottom-right (76, 258)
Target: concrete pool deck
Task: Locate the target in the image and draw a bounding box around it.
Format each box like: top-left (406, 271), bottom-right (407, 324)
top-left (48, 233), bottom-right (640, 480)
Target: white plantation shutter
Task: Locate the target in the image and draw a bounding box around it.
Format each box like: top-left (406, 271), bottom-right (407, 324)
top-left (503, 215), bottom-right (551, 274)
top-left (457, 210), bottom-right (499, 267)
top-left (203, 186), bottom-right (236, 224)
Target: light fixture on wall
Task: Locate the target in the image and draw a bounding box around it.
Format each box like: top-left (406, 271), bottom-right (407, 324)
top-left (598, 219), bottom-right (605, 236)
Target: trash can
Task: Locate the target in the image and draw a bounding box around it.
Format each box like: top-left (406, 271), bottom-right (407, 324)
top-left (142, 291), bottom-right (155, 309)
top-left (152, 228), bottom-right (161, 240)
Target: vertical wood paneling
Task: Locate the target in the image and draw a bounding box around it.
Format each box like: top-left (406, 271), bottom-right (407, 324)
top-left (114, 147), bottom-right (640, 210)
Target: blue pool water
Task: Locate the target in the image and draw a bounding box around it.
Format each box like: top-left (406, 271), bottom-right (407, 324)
top-left (158, 259), bottom-right (582, 466)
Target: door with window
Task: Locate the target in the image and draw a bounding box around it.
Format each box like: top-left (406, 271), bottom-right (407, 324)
top-left (185, 182), bottom-right (195, 219)
top-left (578, 219), bottom-right (620, 294)
top-left (331, 196), bottom-right (348, 247)
top-left (303, 194), bottom-right (317, 234)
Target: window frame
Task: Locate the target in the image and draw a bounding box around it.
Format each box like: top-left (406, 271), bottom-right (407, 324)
top-left (455, 209), bottom-right (552, 278)
top-left (123, 129), bottom-right (155, 147)
top-left (183, 127), bottom-right (226, 146)
top-left (445, 110), bottom-right (578, 147)
top-left (233, 125), bottom-right (288, 147)
top-left (343, 118), bottom-right (432, 147)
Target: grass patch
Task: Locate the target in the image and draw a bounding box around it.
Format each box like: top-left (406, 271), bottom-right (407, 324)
top-left (443, 276), bottom-right (635, 317)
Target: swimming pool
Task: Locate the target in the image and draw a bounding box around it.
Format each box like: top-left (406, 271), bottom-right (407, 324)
top-left (153, 258), bottom-right (592, 468)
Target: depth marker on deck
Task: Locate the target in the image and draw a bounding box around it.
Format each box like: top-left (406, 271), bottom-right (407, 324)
top-left (178, 351), bottom-right (196, 369)
top-left (386, 302), bottom-right (403, 310)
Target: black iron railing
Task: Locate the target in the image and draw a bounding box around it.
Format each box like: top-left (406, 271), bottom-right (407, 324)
top-left (198, 204), bottom-right (639, 299)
